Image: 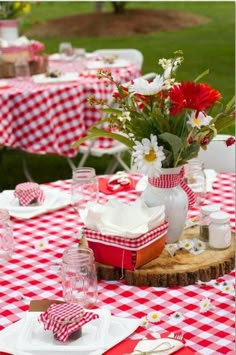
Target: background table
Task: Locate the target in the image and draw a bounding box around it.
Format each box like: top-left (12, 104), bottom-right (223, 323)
top-left (0, 172), bottom-right (235, 354)
top-left (0, 59), bottom-right (140, 158)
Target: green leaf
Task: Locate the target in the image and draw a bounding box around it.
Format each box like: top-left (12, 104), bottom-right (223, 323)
top-left (158, 132), bottom-right (182, 162)
top-left (100, 108), bottom-right (122, 115)
top-left (72, 127), bottom-right (134, 149)
top-left (180, 142), bottom-right (200, 162)
top-left (194, 69), bottom-right (210, 83)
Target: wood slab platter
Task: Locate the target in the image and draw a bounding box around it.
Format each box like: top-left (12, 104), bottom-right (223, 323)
top-left (96, 226), bottom-right (235, 287)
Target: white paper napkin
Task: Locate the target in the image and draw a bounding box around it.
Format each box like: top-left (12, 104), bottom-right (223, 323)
top-left (81, 198), bottom-right (165, 238)
top-left (0, 187), bottom-right (71, 219)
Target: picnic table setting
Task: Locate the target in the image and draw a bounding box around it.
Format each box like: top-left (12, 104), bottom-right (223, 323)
top-left (0, 10), bottom-right (235, 355)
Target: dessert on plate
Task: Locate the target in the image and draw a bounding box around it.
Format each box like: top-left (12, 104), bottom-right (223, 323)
top-left (14, 182), bottom-right (45, 207)
top-left (38, 303), bottom-right (99, 343)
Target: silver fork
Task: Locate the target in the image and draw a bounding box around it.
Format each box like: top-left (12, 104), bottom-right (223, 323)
top-left (172, 332), bottom-right (184, 341)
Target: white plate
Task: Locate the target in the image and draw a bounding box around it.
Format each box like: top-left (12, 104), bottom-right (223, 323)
top-left (16, 309), bottom-right (111, 354)
top-left (32, 72), bottom-right (78, 84)
top-left (0, 310), bottom-right (142, 355)
top-left (86, 58), bottom-right (129, 69)
top-left (0, 187), bottom-right (58, 213)
top-left (0, 187), bottom-right (71, 219)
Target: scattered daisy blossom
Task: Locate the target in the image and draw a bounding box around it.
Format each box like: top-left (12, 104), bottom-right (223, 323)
top-left (178, 239), bottom-right (195, 251)
top-left (147, 311), bottom-right (163, 323)
top-left (165, 243), bottom-right (179, 256)
top-left (169, 311), bottom-right (185, 324)
top-left (33, 238), bottom-right (49, 250)
top-left (140, 316), bottom-right (149, 328)
top-left (74, 50), bottom-right (235, 174)
top-left (199, 297), bottom-right (212, 313)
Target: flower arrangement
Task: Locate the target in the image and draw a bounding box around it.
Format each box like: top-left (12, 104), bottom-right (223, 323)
top-left (0, 1), bottom-right (31, 20)
top-left (73, 51), bottom-right (235, 176)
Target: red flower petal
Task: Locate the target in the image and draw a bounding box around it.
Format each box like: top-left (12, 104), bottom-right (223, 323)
top-left (169, 81), bottom-right (221, 115)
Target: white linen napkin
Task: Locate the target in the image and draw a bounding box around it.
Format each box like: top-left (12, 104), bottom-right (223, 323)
top-left (81, 197), bottom-right (165, 238)
top-left (133, 338), bottom-right (184, 354)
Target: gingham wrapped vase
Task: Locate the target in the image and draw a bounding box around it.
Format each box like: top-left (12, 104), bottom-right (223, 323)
top-left (141, 166), bottom-right (196, 244)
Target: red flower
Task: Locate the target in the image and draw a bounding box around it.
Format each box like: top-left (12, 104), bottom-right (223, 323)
top-left (225, 137), bottom-right (235, 146)
top-left (169, 81), bottom-right (221, 115)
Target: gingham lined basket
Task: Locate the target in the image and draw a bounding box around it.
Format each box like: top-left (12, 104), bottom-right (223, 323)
top-left (83, 221), bottom-right (168, 251)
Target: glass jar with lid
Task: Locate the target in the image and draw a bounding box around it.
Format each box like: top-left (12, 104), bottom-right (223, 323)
top-left (209, 211), bottom-right (231, 249)
top-left (0, 209), bottom-right (14, 262)
top-left (199, 204), bottom-right (221, 241)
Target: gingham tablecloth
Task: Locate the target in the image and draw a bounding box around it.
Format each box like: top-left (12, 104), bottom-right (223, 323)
top-left (0, 60), bottom-right (140, 157)
top-left (0, 172), bottom-right (235, 354)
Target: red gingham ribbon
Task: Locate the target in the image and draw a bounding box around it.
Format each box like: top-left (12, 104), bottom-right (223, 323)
top-left (148, 168), bottom-right (196, 208)
top-left (39, 303), bottom-right (99, 343)
top-left (14, 182), bottom-right (45, 206)
top-left (84, 221), bottom-right (168, 250)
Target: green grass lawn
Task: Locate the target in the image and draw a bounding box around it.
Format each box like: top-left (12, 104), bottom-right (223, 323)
top-left (0, 1), bottom-right (235, 190)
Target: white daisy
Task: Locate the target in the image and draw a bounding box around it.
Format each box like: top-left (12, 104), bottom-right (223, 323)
top-left (187, 111), bottom-right (212, 128)
top-left (178, 239), bottom-right (195, 251)
top-left (189, 238), bottom-right (206, 255)
top-left (33, 238), bottom-right (49, 250)
top-left (146, 311), bottom-right (163, 323)
top-left (199, 297), bottom-right (212, 313)
top-left (132, 134), bottom-right (166, 177)
top-left (220, 282), bottom-right (235, 296)
top-left (165, 243), bottom-right (179, 257)
top-left (129, 75), bottom-right (164, 95)
top-left (169, 311), bottom-right (184, 324)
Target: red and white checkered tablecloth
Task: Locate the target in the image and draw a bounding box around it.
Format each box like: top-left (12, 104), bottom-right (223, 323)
top-left (0, 60), bottom-right (141, 157)
top-left (0, 172), bottom-right (235, 354)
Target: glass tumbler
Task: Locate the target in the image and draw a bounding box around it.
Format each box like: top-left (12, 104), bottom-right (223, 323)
top-left (184, 159), bottom-right (207, 206)
top-left (0, 209), bottom-right (14, 262)
top-left (14, 56), bottom-right (30, 79)
top-left (71, 167), bottom-right (99, 219)
top-left (61, 246), bottom-right (97, 308)
top-left (59, 42), bottom-right (74, 59)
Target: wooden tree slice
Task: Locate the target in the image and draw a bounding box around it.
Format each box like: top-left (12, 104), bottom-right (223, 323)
top-left (96, 226), bottom-right (235, 287)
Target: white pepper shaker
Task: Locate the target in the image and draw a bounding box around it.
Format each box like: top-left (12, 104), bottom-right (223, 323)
top-left (199, 204), bottom-right (221, 241)
top-left (209, 211), bottom-right (231, 249)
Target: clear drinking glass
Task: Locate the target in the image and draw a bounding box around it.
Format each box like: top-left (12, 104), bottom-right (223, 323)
top-left (59, 42), bottom-right (74, 59)
top-left (71, 167), bottom-right (99, 236)
top-left (184, 159), bottom-right (207, 206)
top-left (61, 246), bottom-right (98, 308)
top-left (0, 209), bottom-right (14, 262)
top-left (14, 56), bottom-right (30, 79)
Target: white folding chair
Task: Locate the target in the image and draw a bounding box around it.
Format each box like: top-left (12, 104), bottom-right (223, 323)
top-left (68, 73), bottom-right (158, 173)
top-left (197, 134), bottom-right (235, 173)
top-left (92, 48), bottom-right (144, 69)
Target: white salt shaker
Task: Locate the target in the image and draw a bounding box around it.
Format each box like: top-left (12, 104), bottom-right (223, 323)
top-left (209, 211), bottom-right (231, 249)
